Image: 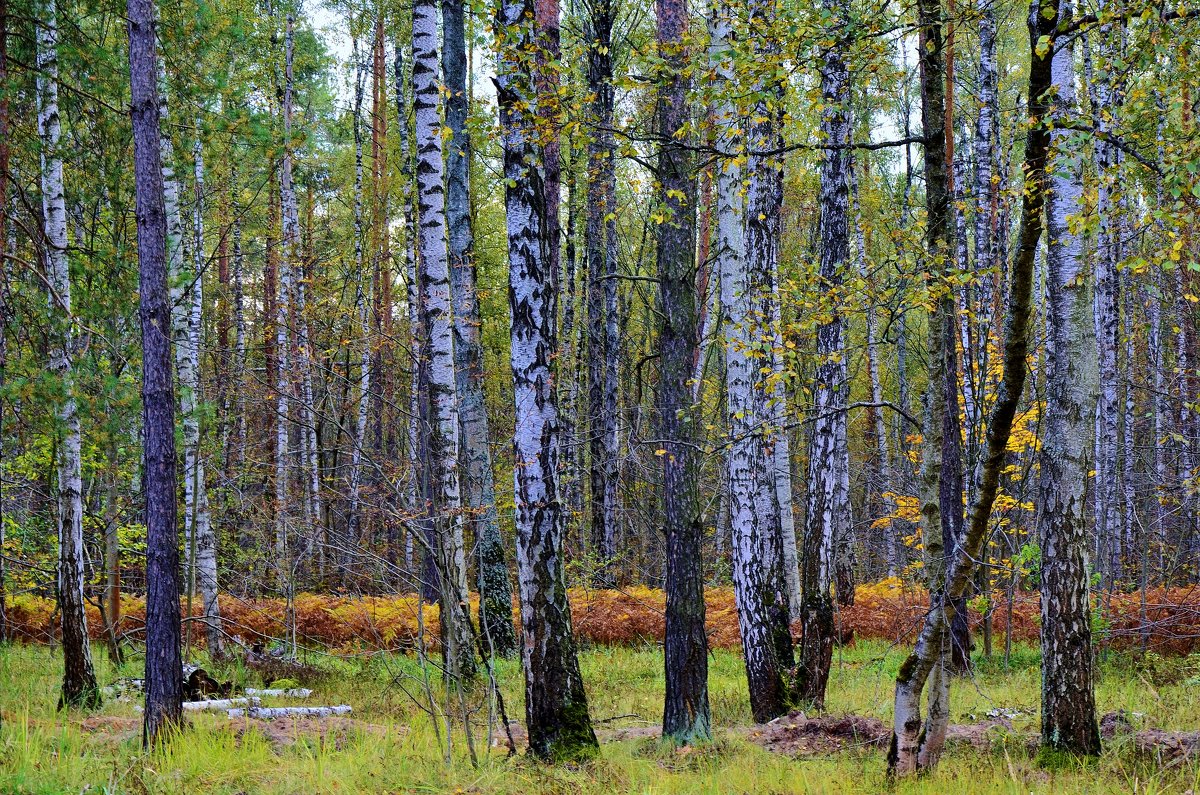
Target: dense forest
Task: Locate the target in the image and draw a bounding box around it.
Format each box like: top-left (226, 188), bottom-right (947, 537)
top-left (1, 0), bottom-right (1200, 788)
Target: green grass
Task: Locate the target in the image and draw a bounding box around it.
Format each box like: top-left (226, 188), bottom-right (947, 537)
top-left (3, 640), bottom-right (1200, 793)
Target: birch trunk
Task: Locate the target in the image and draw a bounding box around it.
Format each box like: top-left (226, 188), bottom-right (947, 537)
top-left (798, 1), bottom-right (851, 707)
top-left (177, 128), bottom-right (222, 657)
top-left (39, 0), bottom-right (99, 708)
top-left (274, 16), bottom-right (295, 581)
top-left (1089, 9), bottom-right (1122, 582)
top-left (1040, 7), bottom-right (1101, 752)
top-left (496, 0), bottom-right (597, 758)
top-left (744, 0), bottom-right (796, 670)
top-left (851, 160), bottom-right (898, 578)
top-left (414, 0), bottom-right (477, 680)
top-left (346, 45), bottom-right (369, 553)
top-left (127, 0), bottom-right (183, 742)
top-left (713, 3), bottom-right (789, 723)
top-left (443, 0), bottom-right (517, 659)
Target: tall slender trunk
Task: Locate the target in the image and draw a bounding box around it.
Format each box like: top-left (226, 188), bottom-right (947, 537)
top-left (496, 0), bottom-right (597, 759)
top-left (346, 42), bottom-right (369, 553)
top-left (1089, 7), bottom-right (1121, 584)
top-left (414, 0), bottom-right (476, 680)
top-left (39, 0), bottom-right (99, 709)
top-left (444, 0), bottom-right (517, 658)
top-left (176, 127), bottom-right (221, 657)
top-left (798, 0), bottom-right (852, 707)
top-left (657, 0), bottom-right (710, 745)
top-left (585, 0), bottom-right (620, 584)
top-left (1040, 4), bottom-right (1101, 752)
top-left (393, 34), bottom-right (423, 585)
top-left (127, 0), bottom-right (183, 743)
top-left (0, 0), bottom-right (9, 645)
top-left (274, 16), bottom-right (296, 585)
top-left (889, 0), bottom-right (1057, 773)
top-left (851, 159), bottom-right (898, 578)
top-left (713, 2), bottom-right (789, 724)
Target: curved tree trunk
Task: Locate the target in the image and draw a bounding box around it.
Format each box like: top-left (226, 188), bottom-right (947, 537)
top-left (889, 0), bottom-right (1058, 773)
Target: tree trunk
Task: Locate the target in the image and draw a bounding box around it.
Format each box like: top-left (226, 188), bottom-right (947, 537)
top-left (1039, 2), bottom-right (1101, 754)
top-left (889, 0), bottom-right (1058, 773)
top-left (712, 2), bottom-right (790, 724)
top-left (127, 0), bottom-right (183, 743)
top-left (657, 0), bottom-right (710, 746)
top-left (1089, 9), bottom-right (1122, 585)
top-left (38, 0), bottom-right (100, 709)
top-left (798, 0), bottom-right (852, 707)
top-left (585, 0), bottom-right (620, 585)
top-left (346, 39), bottom-right (369, 555)
top-left (496, 0), bottom-right (597, 759)
top-left (413, 0), bottom-right (477, 681)
top-left (443, 0), bottom-right (517, 659)
top-left (175, 126), bottom-right (221, 658)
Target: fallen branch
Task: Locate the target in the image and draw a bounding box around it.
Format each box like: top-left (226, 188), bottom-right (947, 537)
top-left (244, 687), bottom-right (313, 698)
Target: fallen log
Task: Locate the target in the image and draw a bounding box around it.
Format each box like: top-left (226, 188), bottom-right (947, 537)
top-left (244, 688), bottom-right (313, 698)
top-left (183, 697), bottom-right (260, 711)
top-left (226, 705), bottom-right (352, 719)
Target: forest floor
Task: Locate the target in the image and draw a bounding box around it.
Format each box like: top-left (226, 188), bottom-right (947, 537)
top-left (4, 639), bottom-right (1200, 793)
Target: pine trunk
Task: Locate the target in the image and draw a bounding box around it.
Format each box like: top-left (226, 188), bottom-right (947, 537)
top-left (657, 0), bottom-right (710, 745)
top-left (127, 0), bottom-right (183, 743)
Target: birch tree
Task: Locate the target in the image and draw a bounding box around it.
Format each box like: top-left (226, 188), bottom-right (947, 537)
top-left (1040, 1), bottom-right (1100, 754)
top-left (798, 0), bottom-right (851, 707)
top-left (443, 0), bottom-right (517, 659)
top-left (714, 2), bottom-right (790, 724)
top-left (496, 0), bottom-right (597, 758)
top-left (413, 0), bottom-right (476, 680)
top-left (39, 0), bottom-right (99, 709)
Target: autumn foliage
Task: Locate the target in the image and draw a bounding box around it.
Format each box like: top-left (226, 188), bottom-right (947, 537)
top-left (8, 579), bottom-right (1200, 655)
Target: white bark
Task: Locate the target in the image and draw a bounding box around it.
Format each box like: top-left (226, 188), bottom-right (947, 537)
top-left (346, 49), bottom-right (369, 550)
top-left (275, 15), bottom-right (296, 575)
top-left (227, 705), bottom-right (351, 719)
top-left (38, 0), bottom-right (97, 703)
top-left (711, 4), bottom-right (787, 721)
top-left (179, 126), bottom-right (221, 655)
top-left (413, 0), bottom-right (474, 676)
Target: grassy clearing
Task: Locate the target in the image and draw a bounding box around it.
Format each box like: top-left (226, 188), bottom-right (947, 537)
top-left (2, 640), bottom-right (1199, 793)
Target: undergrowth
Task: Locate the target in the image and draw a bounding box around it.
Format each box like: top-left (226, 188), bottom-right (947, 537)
top-left (3, 640), bottom-right (1200, 793)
